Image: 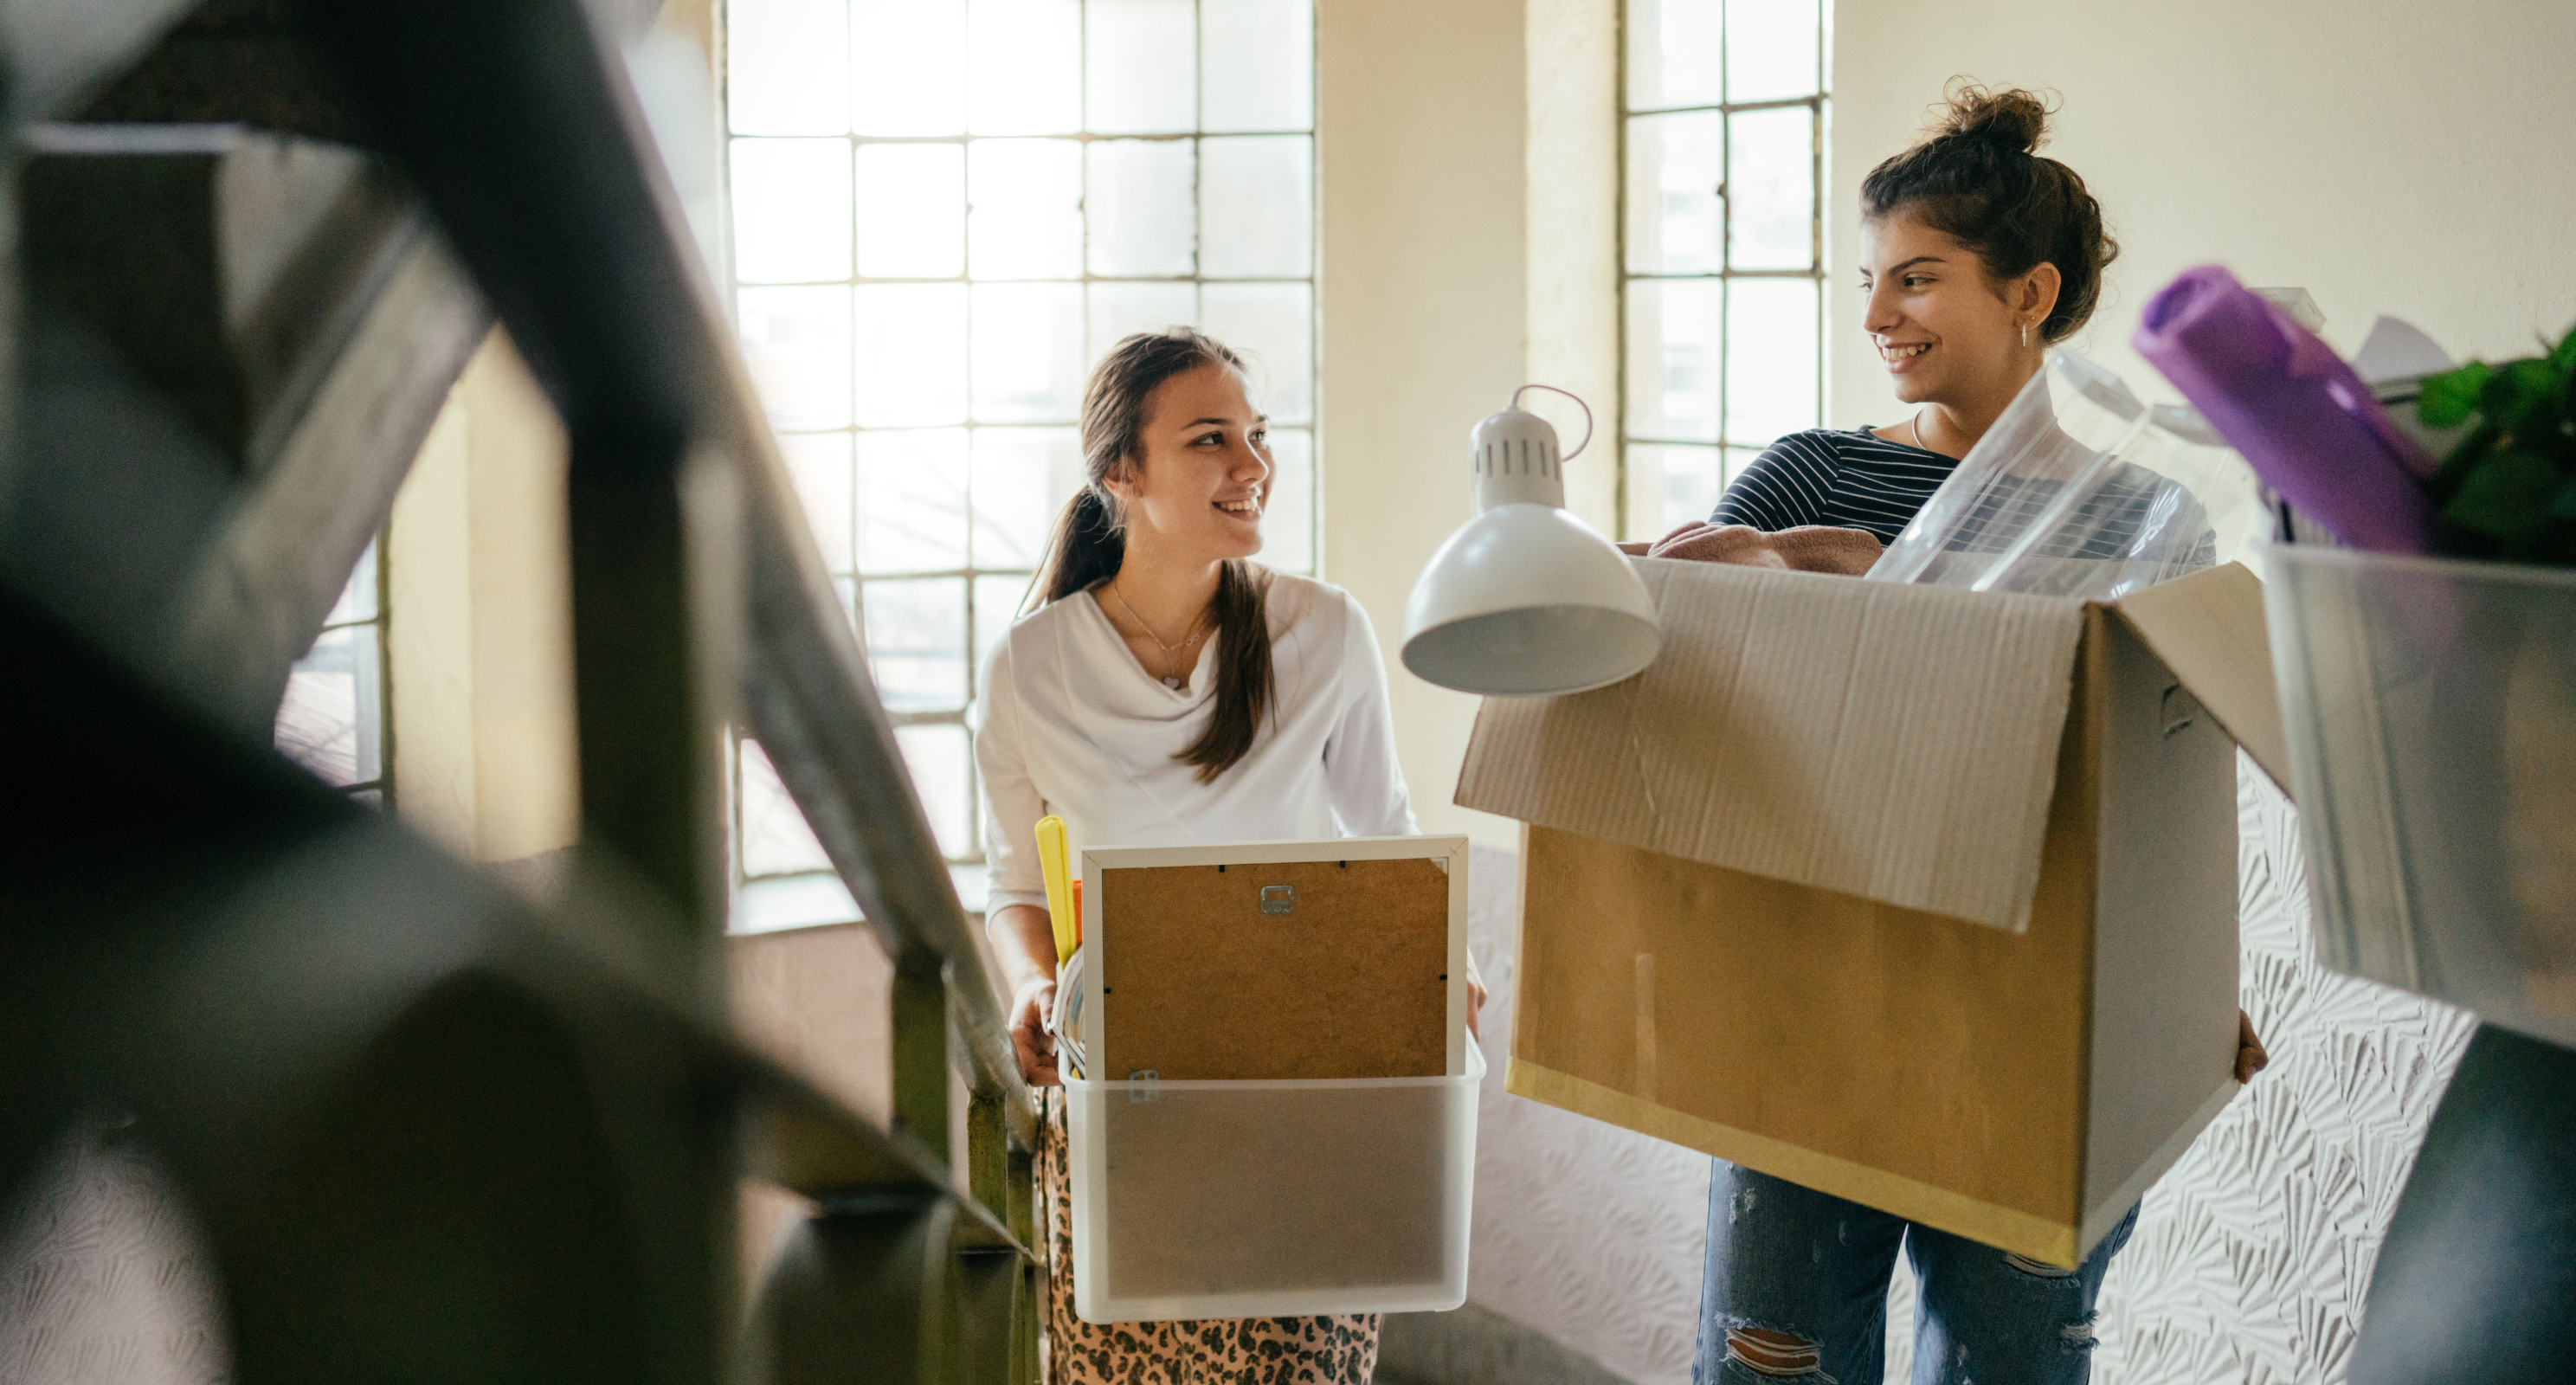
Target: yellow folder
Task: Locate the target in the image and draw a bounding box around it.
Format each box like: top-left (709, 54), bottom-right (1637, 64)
top-left (1035, 815), bottom-right (1076, 964)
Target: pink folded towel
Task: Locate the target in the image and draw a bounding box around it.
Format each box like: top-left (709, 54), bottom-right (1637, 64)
top-left (1616, 522), bottom-right (1884, 576)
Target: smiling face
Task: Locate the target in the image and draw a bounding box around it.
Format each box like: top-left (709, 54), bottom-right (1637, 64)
top-left (1859, 212), bottom-right (2059, 410)
top-left (1102, 362), bottom-right (1272, 564)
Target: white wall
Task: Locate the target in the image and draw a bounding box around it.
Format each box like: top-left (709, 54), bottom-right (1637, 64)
top-left (1526, 0), bottom-right (1623, 539)
top-left (388, 332), bottom-right (583, 866)
top-left (1317, 0), bottom-right (1530, 850)
top-left (1829, 0), bottom-right (2576, 428)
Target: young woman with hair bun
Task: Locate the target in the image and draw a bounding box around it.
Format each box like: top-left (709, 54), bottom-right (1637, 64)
top-left (1692, 84), bottom-right (2267, 1385)
top-left (1714, 83), bottom-right (2120, 540)
top-left (976, 326), bottom-right (1481, 1382)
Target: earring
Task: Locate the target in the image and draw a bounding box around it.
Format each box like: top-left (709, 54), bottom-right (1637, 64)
top-left (2020, 319), bottom-right (2032, 348)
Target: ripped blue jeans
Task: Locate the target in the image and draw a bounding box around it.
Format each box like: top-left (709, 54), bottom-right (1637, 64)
top-left (1693, 1162), bottom-right (2137, 1385)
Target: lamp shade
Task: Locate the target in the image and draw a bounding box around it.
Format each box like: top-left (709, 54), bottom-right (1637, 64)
top-left (1400, 400), bottom-right (1661, 696)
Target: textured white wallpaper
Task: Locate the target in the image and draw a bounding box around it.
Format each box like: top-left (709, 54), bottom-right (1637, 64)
top-left (1460, 759), bottom-right (2479, 1385)
top-left (0, 1117), bottom-right (229, 1385)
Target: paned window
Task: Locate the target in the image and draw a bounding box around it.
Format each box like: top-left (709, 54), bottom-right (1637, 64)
top-left (274, 539), bottom-right (390, 805)
top-left (724, 0), bottom-right (1317, 924)
top-left (1622, 0), bottom-right (1828, 537)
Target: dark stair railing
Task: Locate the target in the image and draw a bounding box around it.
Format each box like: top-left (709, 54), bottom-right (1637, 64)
top-left (1, 0), bottom-right (1040, 1381)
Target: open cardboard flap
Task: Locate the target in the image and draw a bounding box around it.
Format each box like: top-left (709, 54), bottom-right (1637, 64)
top-left (2104, 562), bottom-right (2290, 796)
top-left (1457, 558), bottom-right (2086, 933)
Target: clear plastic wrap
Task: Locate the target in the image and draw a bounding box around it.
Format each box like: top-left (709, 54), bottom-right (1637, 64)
top-left (1868, 351), bottom-right (2265, 601)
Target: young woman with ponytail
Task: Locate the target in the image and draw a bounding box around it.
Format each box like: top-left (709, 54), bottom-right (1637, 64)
top-left (1692, 85), bottom-right (2266, 1385)
top-left (975, 326), bottom-right (1473, 1382)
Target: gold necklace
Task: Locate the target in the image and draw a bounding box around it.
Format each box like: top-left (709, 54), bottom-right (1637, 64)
top-left (1109, 580), bottom-right (1209, 689)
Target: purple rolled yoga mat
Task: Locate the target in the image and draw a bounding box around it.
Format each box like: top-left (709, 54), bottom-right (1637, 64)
top-left (2134, 265), bottom-right (2438, 554)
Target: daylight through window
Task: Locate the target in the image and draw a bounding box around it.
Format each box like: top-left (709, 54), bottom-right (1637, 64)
top-left (1622, 0), bottom-right (1829, 538)
top-left (725, 0), bottom-right (1317, 922)
top-left (274, 539), bottom-right (390, 805)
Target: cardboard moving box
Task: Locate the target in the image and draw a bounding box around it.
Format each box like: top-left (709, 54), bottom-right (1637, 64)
top-left (1459, 558), bottom-right (2285, 1267)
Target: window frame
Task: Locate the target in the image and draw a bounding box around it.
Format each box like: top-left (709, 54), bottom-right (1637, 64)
top-left (721, 0), bottom-right (1323, 924)
top-left (273, 537), bottom-right (393, 804)
top-left (1617, 0), bottom-right (1832, 538)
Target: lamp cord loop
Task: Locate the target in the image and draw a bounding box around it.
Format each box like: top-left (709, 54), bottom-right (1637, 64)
top-left (1510, 383), bottom-right (1594, 461)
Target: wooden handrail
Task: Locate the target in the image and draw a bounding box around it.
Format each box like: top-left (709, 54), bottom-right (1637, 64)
top-left (309, 0), bottom-right (1037, 1157)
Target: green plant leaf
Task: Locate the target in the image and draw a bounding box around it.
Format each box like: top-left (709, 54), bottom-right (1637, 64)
top-left (2484, 358), bottom-right (2563, 438)
top-left (2550, 321), bottom-right (2576, 377)
top-left (2433, 421), bottom-right (2504, 504)
top-left (2444, 449), bottom-right (2563, 539)
top-left (2418, 361), bottom-right (2490, 428)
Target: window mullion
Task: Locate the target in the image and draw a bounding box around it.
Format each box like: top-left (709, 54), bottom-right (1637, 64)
top-left (730, 0), bottom-right (1318, 885)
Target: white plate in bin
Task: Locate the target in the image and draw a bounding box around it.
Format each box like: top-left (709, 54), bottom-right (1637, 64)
top-left (1065, 1045), bottom-right (1484, 1323)
top-left (2264, 543), bottom-right (2576, 1046)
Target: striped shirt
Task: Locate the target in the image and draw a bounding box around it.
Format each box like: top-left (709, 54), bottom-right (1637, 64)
top-left (1716, 426), bottom-right (2219, 585)
top-left (1711, 428), bottom-right (1958, 543)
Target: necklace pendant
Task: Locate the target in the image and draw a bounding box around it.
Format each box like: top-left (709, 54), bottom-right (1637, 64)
top-left (1161, 675), bottom-right (1182, 690)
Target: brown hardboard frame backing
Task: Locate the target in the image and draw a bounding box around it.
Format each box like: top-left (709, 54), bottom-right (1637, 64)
top-left (1098, 856), bottom-right (1450, 1080)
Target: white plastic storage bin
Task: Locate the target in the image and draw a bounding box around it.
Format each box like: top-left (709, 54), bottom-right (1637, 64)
top-left (1063, 1046), bottom-right (1484, 1323)
top-left (2264, 542), bottom-right (2576, 1046)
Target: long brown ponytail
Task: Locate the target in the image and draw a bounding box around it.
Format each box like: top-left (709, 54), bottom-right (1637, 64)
top-left (1033, 327), bottom-right (1277, 783)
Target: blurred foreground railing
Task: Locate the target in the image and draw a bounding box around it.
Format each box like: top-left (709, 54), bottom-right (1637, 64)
top-left (0, 0), bottom-right (1041, 1380)
top-left (315, 0), bottom-right (1044, 1367)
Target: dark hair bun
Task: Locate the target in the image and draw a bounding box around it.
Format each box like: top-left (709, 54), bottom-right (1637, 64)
top-left (1932, 82), bottom-right (2051, 155)
top-left (1860, 78), bottom-right (2115, 345)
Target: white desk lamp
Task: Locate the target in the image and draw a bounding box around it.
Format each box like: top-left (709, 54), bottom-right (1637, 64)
top-left (1399, 386), bottom-right (1661, 696)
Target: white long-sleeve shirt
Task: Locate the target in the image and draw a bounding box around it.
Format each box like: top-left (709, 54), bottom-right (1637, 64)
top-left (974, 571), bottom-right (1420, 916)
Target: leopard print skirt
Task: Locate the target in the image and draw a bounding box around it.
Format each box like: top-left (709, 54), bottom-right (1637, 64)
top-left (1037, 1092), bottom-right (1380, 1384)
